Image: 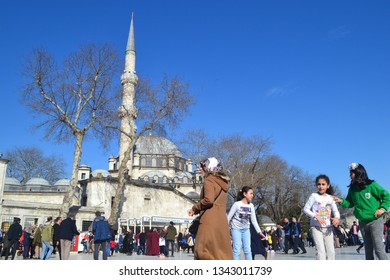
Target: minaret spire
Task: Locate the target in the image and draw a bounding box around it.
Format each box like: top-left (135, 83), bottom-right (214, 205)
top-left (126, 12), bottom-right (135, 53)
top-left (119, 12), bottom-right (138, 176)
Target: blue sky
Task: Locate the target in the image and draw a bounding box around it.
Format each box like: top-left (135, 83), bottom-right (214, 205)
top-left (1, 0), bottom-right (390, 196)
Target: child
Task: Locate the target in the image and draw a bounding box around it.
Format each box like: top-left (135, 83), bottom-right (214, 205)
top-left (333, 163), bottom-right (390, 260)
top-left (81, 237), bottom-right (88, 254)
top-left (109, 239), bottom-right (117, 256)
top-left (267, 230), bottom-right (274, 252)
top-left (303, 174), bottom-right (340, 260)
top-left (159, 229), bottom-right (166, 259)
top-left (227, 186), bottom-right (265, 260)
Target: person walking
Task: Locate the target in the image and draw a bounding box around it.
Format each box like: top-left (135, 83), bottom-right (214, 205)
top-left (333, 163), bottom-right (390, 260)
top-left (4, 217), bottom-right (22, 260)
top-left (165, 221), bottom-right (177, 257)
top-left (291, 216), bottom-right (307, 254)
top-left (41, 216), bottom-right (54, 260)
top-left (58, 213), bottom-right (79, 260)
top-left (52, 217), bottom-right (62, 259)
top-left (187, 157), bottom-right (233, 260)
top-left (92, 211), bottom-right (111, 260)
top-left (227, 186), bottom-right (265, 260)
top-left (304, 174), bottom-right (340, 260)
top-left (32, 224), bottom-right (43, 259)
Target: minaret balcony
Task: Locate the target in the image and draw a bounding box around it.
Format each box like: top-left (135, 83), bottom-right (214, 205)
top-left (121, 71), bottom-right (138, 85)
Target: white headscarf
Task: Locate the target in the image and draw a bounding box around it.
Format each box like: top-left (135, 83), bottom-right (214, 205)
top-left (200, 157), bottom-right (223, 173)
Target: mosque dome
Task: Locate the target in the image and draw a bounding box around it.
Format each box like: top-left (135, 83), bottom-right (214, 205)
top-left (25, 177), bottom-right (51, 187)
top-left (5, 177), bottom-right (22, 186)
top-left (54, 179), bottom-right (70, 186)
top-left (186, 191), bottom-right (200, 200)
top-left (141, 171), bottom-right (166, 178)
top-left (174, 171), bottom-right (193, 179)
top-left (134, 135), bottom-right (182, 157)
top-left (91, 169), bottom-right (110, 178)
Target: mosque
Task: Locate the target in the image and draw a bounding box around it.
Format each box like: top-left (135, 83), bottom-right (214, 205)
top-left (0, 14), bottom-right (200, 234)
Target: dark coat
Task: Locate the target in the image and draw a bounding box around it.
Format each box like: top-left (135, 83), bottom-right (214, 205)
top-left (92, 216), bottom-right (111, 242)
top-left (7, 222), bottom-right (22, 241)
top-left (58, 218), bottom-right (79, 241)
top-left (250, 219), bottom-right (266, 257)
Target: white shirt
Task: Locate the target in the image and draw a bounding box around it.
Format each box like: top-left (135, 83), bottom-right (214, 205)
top-left (303, 192), bottom-right (340, 228)
top-left (227, 201), bottom-right (261, 233)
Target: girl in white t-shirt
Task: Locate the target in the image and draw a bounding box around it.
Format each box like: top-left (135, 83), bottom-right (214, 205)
top-left (303, 174), bottom-right (340, 260)
top-left (227, 186), bottom-right (265, 260)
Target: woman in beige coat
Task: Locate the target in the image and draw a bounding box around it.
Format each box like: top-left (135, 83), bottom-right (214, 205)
top-left (188, 157), bottom-right (233, 260)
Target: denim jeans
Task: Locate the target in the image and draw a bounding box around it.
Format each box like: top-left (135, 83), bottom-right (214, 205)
top-left (231, 228), bottom-right (252, 260)
top-left (165, 240), bottom-right (175, 256)
top-left (93, 241), bottom-right (108, 260)
top-left (41, 241), bottom-right (53, 260)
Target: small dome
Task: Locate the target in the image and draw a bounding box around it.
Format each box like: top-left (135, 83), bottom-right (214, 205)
top-left (186, 191), bottom-right (200, 200)
top-left (54, 179), bottom-right (70, 186)
top-left (134, 135), bottom-right (182, 157)
top-left (141, 171), bottom-right (166, 178)
top-left (25, 177), bottom-right (51, 187)
top-left (5, 177), bottom-right (22, 186)
top-left (91, 169), bottom-right (110, 178)
top-left (174, 171), bottom-right (193, 179)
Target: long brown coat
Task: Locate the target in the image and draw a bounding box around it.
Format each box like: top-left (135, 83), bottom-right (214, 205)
top-left (192, 172), bottom-right (233, 260)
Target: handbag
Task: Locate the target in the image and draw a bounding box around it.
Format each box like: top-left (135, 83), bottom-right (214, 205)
top-left (188, 188), bottom-right (223, 236)
top-left (188, 217), bottom-right (200, 236)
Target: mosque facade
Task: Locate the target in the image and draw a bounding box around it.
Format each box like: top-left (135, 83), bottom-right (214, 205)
top-left (0, 14), bottom-right (200, 233)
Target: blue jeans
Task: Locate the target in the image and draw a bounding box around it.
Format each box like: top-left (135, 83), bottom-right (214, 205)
top-left (41, 241), bottom-right (53, 260)
top-left (93, 241), bottom-right (108, 260)
top-left (165, 240), bottom-right (175, 256)
top-left (231, 228), bottom-right (252, 260)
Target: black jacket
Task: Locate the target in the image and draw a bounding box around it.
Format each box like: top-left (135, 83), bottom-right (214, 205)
top-left (58, 218), bottom-right (79, 241)
top-left (7, 222), bottom-right (22, 241)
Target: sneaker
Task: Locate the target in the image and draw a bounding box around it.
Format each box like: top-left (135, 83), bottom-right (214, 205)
top-left (356, 249), bottom-right (360, 254)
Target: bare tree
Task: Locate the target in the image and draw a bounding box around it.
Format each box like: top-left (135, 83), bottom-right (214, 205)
top-left (107, 74), bottom-right (195, 228)
top-left (22, 44), bottom-right (120, 216)
top-left (5, 147), bottom-right (66, 184)
top-left (175, 128), bottom-right (210, 167)
top-left (205, 134), bottom-right (273, 189)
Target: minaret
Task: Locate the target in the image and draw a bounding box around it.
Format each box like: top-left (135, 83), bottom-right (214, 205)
top-left (119, 12), bottom-right (138, 175)
top-left (0, 157), bottom-right (10, 215)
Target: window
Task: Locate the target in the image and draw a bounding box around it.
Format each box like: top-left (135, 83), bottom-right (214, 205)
top-left (81, 173), bottom-right (86, 180)
top-left (24, 217), bottom-right (37, 228)
top-left (1, 216), bottom-right (14, 231)
top-left (82, 220), bottom-right (93, 232)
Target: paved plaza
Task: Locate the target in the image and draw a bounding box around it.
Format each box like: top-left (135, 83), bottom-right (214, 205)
top-left (6, 245), bottom-right (381, 261)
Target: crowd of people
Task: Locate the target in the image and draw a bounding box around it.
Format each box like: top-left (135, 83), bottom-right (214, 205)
top-left (1, 160), bottom-right (390, 261)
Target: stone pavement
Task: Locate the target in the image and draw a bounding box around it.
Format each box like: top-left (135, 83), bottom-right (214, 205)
top-left (6, 245), bottom-right (379, 260)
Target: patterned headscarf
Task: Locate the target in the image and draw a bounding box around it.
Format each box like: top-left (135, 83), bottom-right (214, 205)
top-left (199, 157), bottom-right (223, 173)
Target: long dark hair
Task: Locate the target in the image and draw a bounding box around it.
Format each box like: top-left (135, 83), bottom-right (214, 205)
top-left (315, 174), bottom-right (334, 195)
top-left (237, 186), bottom-right (252, 201)
top-left (349, 163), bottom-right (374, 190)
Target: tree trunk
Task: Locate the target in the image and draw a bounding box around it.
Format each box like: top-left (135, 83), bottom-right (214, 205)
top-left (60, 131), bottom-right (84, 216)
top-left (108, 136), bottom-right (138, 229)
